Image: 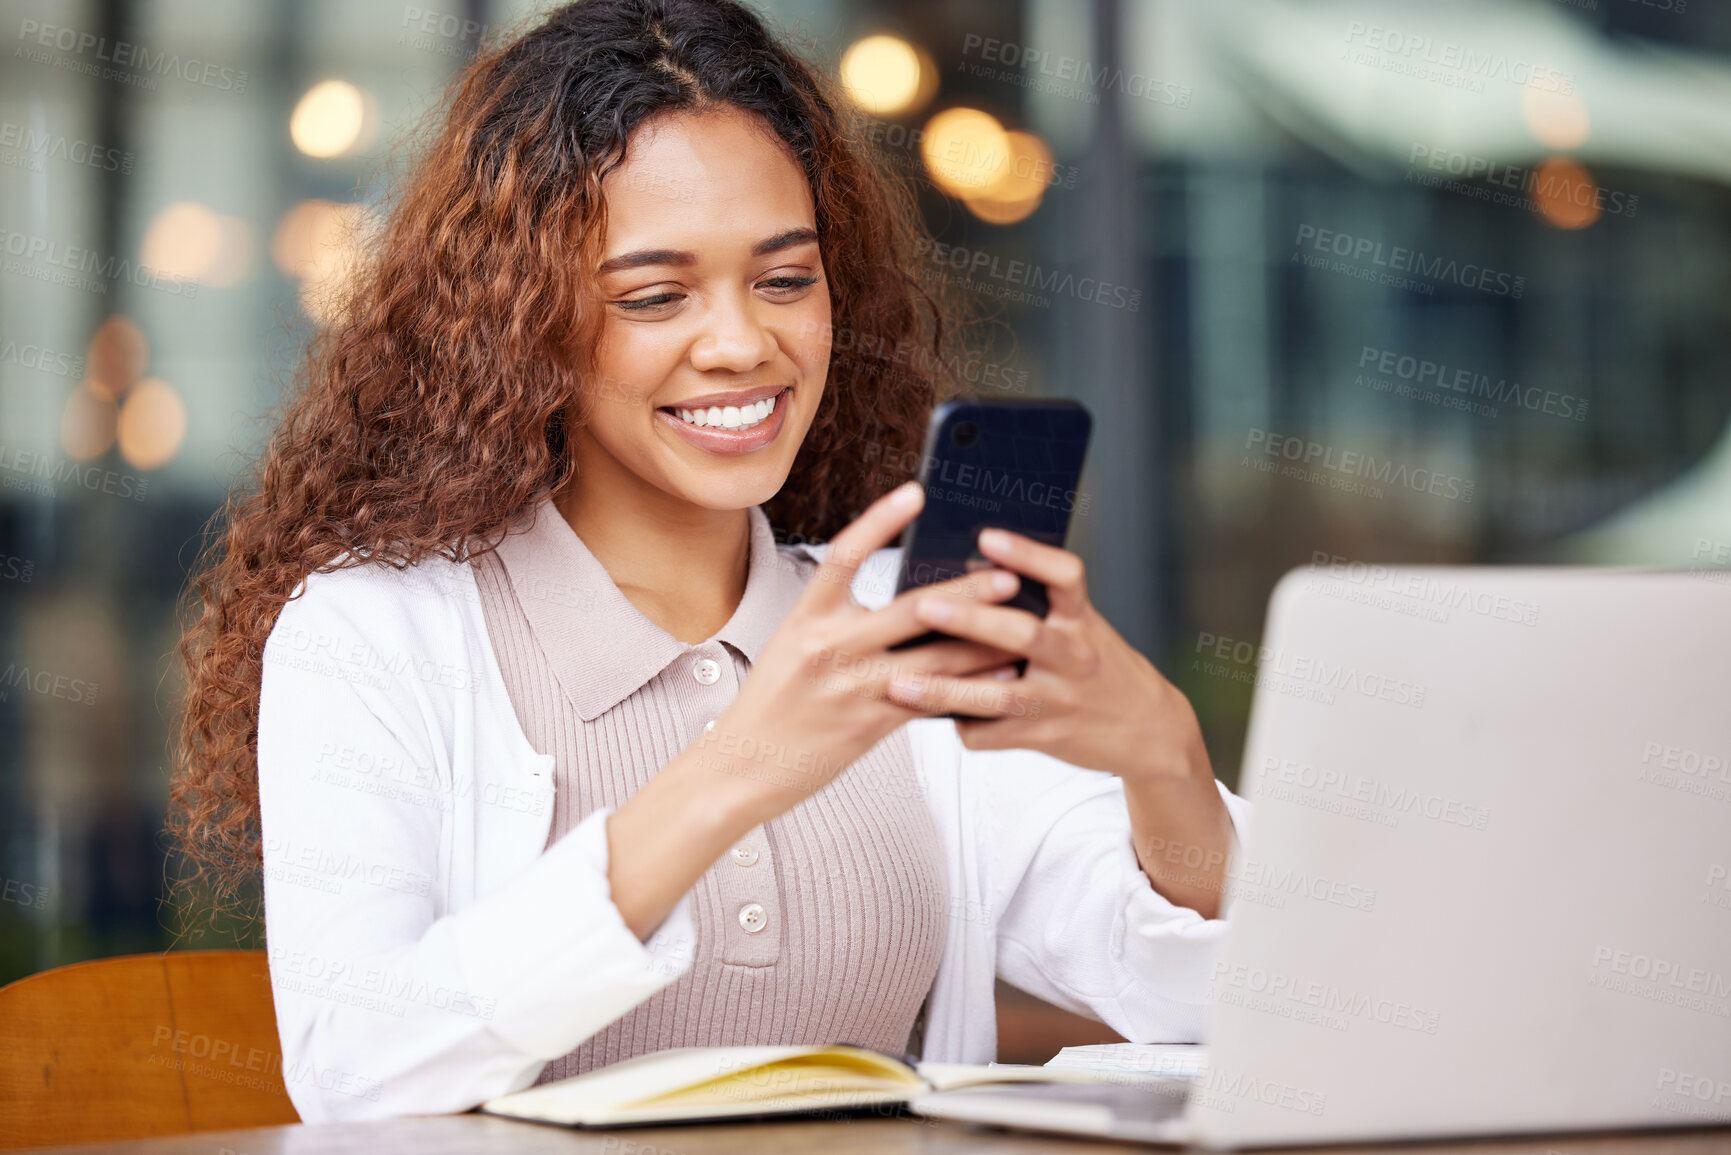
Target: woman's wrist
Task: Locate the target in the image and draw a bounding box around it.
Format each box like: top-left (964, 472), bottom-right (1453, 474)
top-left (685, 703), bottom-right (822, 829)
top-left (606, 744), bottom-right (763, 939)
top-left (1118, 681), bottom-right (1212, 786)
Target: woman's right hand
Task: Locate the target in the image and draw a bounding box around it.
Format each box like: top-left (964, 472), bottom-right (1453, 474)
top-left (702, 480), bottom-right (1024, 825)
top-left (604, 481), bottom-right (1021, 940)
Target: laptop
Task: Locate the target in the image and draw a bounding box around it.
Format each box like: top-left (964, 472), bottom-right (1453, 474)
top-left (913, 567), bottom-right (1731, 1148)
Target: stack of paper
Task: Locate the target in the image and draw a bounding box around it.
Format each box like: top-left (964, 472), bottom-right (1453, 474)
top-left (1044, 1042), bottom-right (1208, 1081)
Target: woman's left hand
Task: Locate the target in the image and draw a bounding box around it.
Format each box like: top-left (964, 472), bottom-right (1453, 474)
top-left (884, 528), bottom-right (1204, 785)
top-left (886, 527), bottom-right (1237, 917)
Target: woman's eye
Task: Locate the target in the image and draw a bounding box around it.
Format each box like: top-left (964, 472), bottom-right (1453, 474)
top-left (760, 274), bottom-right (820, 294)
top-left (616, 292), bottom-right (684, 313)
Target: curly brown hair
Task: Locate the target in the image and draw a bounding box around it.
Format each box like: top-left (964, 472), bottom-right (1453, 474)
top-left (167, 0), bottom-right (966, 919)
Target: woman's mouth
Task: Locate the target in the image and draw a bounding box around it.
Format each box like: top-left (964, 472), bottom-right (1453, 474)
top-left (655, 387), bottom-right (791, 456)
top-left (670, 391), bottom-right (778, 432)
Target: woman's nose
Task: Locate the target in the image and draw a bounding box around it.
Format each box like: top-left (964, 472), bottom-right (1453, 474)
top-left (689, 293), bottom-right (777, 373)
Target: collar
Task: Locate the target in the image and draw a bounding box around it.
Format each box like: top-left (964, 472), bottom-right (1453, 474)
top-left (490, 499), bottom-right (812, 721)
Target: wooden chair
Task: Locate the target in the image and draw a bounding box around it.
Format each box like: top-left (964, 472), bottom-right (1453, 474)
top-left (0, 950), bottom-right (299, 1150)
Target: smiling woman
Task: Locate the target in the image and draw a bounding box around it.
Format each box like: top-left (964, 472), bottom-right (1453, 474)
top-left (166, 0), bottom-right (1245, 1126)
top-left (567, 108), bottom-right (835, 624)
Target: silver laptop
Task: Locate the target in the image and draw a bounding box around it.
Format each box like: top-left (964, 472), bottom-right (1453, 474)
top-left (914, 567), bottom-right (1731, 1148)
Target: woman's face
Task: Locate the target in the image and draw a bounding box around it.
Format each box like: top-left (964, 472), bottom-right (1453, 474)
top-left (574, 106), bottom-right (832, 514)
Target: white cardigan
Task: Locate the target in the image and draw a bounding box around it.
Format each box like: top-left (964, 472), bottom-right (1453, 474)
top-left (256, 538), bottom-right (1250, 1122)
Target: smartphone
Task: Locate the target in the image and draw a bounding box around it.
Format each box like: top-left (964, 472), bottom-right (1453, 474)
top-left (887, 397), bottom-right (1093, 679)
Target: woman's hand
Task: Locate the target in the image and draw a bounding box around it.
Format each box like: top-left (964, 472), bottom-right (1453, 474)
top-left (703, 481), bottom-right (1024, 826)
top-left (607, 481), bottom-right (1023, 939)
top-left (881, 528), bottom-right (1237, 917)
top-left (881, 528), bottom-right (1192, 779)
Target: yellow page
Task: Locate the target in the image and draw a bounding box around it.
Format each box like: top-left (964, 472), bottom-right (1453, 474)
top-left (481, 1045), bottom-right (921, 1126)
top-left (914, 1062), bottom-right (1139, 1092)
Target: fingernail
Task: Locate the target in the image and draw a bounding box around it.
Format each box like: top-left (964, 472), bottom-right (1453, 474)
top-left (990, 570), bottom-right (1018, 596)
top-left (918, 597), bottom-right (953, 624)
top-left (980, 528), bottom-right (1010, 553)
top-left (893, 482), bottom-right (923, 509)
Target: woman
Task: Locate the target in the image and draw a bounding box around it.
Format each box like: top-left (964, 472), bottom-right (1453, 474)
top-left (171, 0), bottom-right (1247, 1123)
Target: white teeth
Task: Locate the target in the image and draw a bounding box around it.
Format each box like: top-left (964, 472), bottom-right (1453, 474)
top-left (670, 391), bottom-right (784, 432)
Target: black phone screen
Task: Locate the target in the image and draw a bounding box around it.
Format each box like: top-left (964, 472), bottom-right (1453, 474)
top-left (889, 398), bottom-right (1093, 649)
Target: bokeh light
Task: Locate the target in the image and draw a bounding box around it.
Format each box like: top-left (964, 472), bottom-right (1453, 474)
top-left (85, 315), bottom-right (148, 402)
top-left (273, 199), bottom-right (380, 325)
top-left (141, 202), bottom-right (253, 287)
top-left (117, 378), bottom-right (188, 470)
top-left (1521, 87), bottom-right (1591, 151)
top-left (60, 383), bottom-right (118, 460)
top-left (963, 130), bottom-right (1054, 225)
top-left (1532, 157), bottom-right (1601, 230)
top-left (920, 107), bottom-right (1012, 198)
top-left (290, 80), bottom-right (368, 158)
top-left (839, 35), bottom-right (932, 117)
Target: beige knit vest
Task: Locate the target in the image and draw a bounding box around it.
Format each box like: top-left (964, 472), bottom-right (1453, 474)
top-left (471, 548), bottom-right (949, 1083)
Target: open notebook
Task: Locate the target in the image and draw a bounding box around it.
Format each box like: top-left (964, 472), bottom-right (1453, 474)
top-left (479, 1044), bottom-right (1151, 1127)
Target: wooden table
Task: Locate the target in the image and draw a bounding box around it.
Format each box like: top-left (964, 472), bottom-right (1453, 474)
top-left (17, 1113), bottom-right (1731, 1154)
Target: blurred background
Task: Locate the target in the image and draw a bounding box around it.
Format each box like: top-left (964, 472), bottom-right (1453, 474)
top-left (1, 0), bottom-right (1727, 1060)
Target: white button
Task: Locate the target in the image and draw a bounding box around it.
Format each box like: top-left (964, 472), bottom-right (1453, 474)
top-left (693, 658), bottom-right (721, 685)
top-left (737, 902), bottom-right (767, 933)
top-left (704, 719), bottom-right (716, 733)
top-left (730, 844), bottom-right (759, 867)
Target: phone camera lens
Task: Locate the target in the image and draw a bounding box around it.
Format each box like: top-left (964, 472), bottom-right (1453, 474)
top-left (951, 421), bottom-right (981, 448)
